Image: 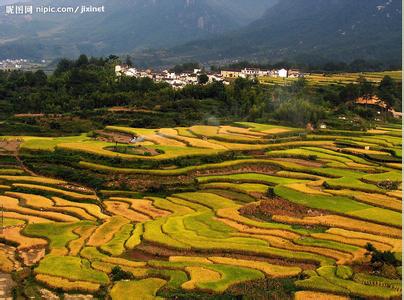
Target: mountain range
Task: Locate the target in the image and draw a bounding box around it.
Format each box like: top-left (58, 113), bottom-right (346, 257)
top-left (0, 0), bottom-right (401, 65)
top-left (164, 0), bottom-right (402, 65)
top-left (0, 0), bottom-right (276, 60)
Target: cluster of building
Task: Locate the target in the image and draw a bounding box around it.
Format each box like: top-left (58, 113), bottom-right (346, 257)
top-left (0, 59), bottom-right (47, 71)
top-left (115, 65), bottom-right (302, 89)
top-left (115, 65), bottom-right (223, 88)
top-left (221, 68), bottom-right (302, 79)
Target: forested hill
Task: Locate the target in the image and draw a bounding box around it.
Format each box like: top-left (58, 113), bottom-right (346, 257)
top-left (0, 56), bottom-right (401, 136)
top-left (170, 0), bottom-right (402, 65)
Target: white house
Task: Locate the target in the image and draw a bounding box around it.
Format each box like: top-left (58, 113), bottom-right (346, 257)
top-left (115, 65), bottom-right (122, 76)
top-left (124, 68), bottom-right (139, 77)
top-left (208, 74), bottom-right (223, 83)
top-left (278, 68), bottom-right (288, 78)
top-left (183, 74), bottom-right (198, 84)
top-left (241, 68), bottom-right (260, 77)
top-left (162, 70), bottom-right (177, 80)
top-left (258, 70), bottom-right (273, 76)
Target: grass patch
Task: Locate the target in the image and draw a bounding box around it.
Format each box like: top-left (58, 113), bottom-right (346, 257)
top-left (35, 255), bottom-right (109, 284)
top-left (24, 221), bottom-right (93, 248)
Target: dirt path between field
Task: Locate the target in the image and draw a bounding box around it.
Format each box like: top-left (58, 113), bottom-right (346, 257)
top-left (15, 153), bottom-right (37, 177)
top-left (0, 272), bottom-right (15, 299)
top-left (0, 139), bottom-right (37, 176)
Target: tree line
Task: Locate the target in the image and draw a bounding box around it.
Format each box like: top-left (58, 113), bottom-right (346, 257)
top-left (0, 55), bottom-right (401, 133)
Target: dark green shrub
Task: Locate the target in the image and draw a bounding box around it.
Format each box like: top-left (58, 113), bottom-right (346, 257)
top-left (377, 180), bottom-right (400, 190)
top-left (266, 187), bottom-right (276, 198)
top-left (365, 243), bottom-right (401, 268)
top-left (111, 266), bottom-right (134, 282)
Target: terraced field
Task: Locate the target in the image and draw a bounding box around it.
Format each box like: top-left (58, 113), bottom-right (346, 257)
top-left (0, 123), bottom-right (401, 299)
top-left (259, 71), bottom-right (402, 86)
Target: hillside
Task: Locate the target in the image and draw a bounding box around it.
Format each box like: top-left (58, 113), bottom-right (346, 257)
top-left (168, 0), bottom-right (402, 65)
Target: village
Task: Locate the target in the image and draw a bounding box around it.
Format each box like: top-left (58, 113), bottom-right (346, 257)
top-left (115, 64), bottom-right (303, 89)
top-left (114, 64), bottom-right (402, 120)
top-left (0, 58), bottom-right (47, 71)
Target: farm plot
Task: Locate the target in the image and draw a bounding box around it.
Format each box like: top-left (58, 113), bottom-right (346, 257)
top-left (87, 216), bottom-right (130, 247)
top-left (6, 192), bottom-right (97, 221)
top-left (0, 122), bottom-right (401, 299)
top-left (110, 278), bottom-right (166, 300)
top-left (35, 256), bottom-right (109, 284)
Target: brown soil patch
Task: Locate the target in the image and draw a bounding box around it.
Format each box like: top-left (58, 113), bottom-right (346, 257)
top-left (194, 165), bottom-right (279, 177)
top-left (105, 175), bottom-right (193, 192)
top-left (106, 165), bottom-right (280, 191)
top-left (18, 247), bottom-right (46, 266)
top-left (134, 242), bottom-right (316, 270)
top-left (240, 197), bottom-right (329, 219)
top-left (0, 140), bottom-right (22, 154)
top-left (270, 157), bottom-right (324, 168)
top-left (212, 253), bottom-right (315, 270)
top-left (126, 247), bottom-right (169, 261)
top-left (95, 130), bottom-right (133, 144)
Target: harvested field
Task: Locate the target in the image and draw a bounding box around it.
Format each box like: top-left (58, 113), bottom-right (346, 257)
top-left (294, 291), bottom-right (349, 300)
top-left (104, 200), bottom-right (150, 222)
top-left (0, 226), bottom-right (47, 249)
top-left (35, 274), bottom-right (101, 293)
top-left (182, 266), bottom-right (221, 290)
top-left (87, 216), bottom-right (130, 246)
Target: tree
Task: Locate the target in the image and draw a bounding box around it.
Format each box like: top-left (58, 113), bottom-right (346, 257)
top-left (339, 83), bottom-right (360, 103)
top-left (171, 62), bottom-right (199, 74)
top-left (34, 70), bottom-right (47, 86)
top-left (125, 55), bottom-right (133, 67)
top-left (110, 266), bottom-right (134, 282)
top-left (273, 99), bottom-right (326, 127)
top-left (357, 76), bottom-right (374, 99)
top-left (108, 55), bottom-right (119, 61)
top-left (197, 74), bottom-right (209, 85)
top-left (54, 58), bottom-right (74, 76)
top-left (289, 77), bottom-right (308, 93)
top-left (76, 54), bottom-right (89, 67)
top-left (365, 243), bottom-right (400, 267)
top-left (377, 75), bottom-right (398, 109)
